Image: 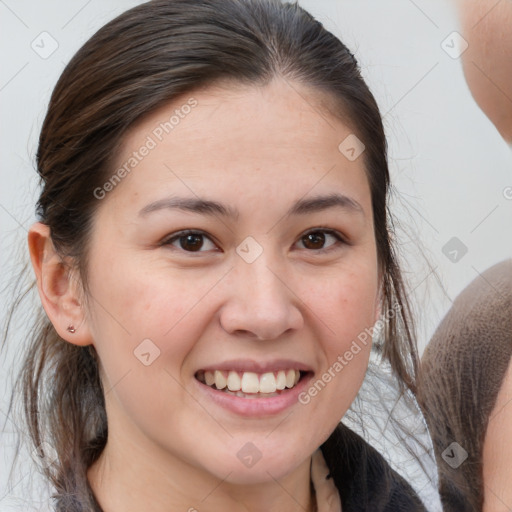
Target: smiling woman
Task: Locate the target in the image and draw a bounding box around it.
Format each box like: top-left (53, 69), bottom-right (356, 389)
top-left (5, 0), bottom-right (428, 511)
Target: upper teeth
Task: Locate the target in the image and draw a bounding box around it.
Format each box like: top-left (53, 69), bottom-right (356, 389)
top-left (201, 369), bottom-right (301, 393)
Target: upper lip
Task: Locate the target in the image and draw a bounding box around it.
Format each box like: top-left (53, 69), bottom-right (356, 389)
top-left (197, 359), bottom-right (314, 374)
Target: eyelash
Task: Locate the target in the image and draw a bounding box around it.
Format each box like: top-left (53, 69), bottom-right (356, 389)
top-left (160, 228), bottom-right (347, 254)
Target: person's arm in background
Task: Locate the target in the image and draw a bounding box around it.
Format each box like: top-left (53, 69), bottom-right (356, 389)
top-left (455, 0), bottom-right (512, 144)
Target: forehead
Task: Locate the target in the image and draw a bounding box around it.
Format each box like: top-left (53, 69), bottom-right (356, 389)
top-left (104, 78), bottom-right (371, 214)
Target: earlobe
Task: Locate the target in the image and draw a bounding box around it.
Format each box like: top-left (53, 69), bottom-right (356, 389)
top-left (27, 222), bottom-right (92, 346)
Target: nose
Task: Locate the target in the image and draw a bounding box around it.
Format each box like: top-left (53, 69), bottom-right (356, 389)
top-left (219, 258), bottom-right (304, 340)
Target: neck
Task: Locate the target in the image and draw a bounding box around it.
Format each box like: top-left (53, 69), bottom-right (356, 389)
top-left (87, 428), bottom-right (315, 512)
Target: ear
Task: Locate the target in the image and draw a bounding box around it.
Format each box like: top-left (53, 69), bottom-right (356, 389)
top-left (28, 222), bottom-right (92, 346)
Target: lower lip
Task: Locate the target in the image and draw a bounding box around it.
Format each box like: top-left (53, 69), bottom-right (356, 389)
top-left (195, 373), bottom-right (313, 417)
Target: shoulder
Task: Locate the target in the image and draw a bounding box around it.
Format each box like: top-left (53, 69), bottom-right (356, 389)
top-left (320, 423), bottom-right (426, 512)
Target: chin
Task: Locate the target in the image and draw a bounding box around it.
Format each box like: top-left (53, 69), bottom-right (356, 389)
top-left (199, 442), bottom-right (309, 485)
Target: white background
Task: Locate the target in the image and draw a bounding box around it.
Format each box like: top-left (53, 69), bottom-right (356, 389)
top-left (1, 0), bottom-right (511, 510)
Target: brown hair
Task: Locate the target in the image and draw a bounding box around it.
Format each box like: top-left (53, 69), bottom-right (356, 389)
top-left (418, 259), bottom-right (512, 511)
top-left (4, 0), bottom-right (420, 508)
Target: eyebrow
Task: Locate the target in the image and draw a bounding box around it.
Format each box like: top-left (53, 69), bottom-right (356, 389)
top-left (139, 197), bottom-right (239, 219)
top-left (138, 193), bottom-right (364, 219)
top-left (288, 194), bottom-right (363, 217)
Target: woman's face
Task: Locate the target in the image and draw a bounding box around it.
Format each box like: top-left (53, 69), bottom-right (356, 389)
top-left (483, 359), bottom-right (512, 511)
top-left (82, 79), bottom-right (379, 485)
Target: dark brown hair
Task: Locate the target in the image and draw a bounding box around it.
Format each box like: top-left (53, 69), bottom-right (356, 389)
top-left (4, 0), bottom-right (420, 508)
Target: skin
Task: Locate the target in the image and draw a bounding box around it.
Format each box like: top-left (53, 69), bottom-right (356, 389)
top-left (455, 0), bottom-right (512, 504)
top-left (28, 78), bottom-right (380, 512)
top-left (482, 359), bottom-right (512, 511)
top-left (455, 0), bottom-right (512, 143)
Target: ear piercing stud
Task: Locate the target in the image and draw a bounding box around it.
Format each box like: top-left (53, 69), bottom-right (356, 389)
top-left (67, 325), bottom-right (76, 333)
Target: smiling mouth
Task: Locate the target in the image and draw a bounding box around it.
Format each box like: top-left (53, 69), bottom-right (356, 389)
top-left (195, 369), bottom-right (307, 398)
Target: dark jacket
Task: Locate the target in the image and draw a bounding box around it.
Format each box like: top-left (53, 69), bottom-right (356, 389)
top-left (321, 422), bottom-right (427, 511)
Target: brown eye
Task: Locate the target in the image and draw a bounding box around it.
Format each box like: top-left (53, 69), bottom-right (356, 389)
top-left (296, 230), bottom-right (343, 251)
top-left (302, 232), bottom-right (326, 250)
top-left (178, 233), bottom-right (204, 251)
top-left (163, 231), bottom-right (217, 252)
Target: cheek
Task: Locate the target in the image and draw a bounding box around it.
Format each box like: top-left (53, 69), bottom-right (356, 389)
top-left (85, 264), bottom-right (218, 436)
top-left (311, 263), bottom-right (379, 349)
top-left (84, 256), bottom-right (219, 394)
top-left (88, 251), bottom-right (217, 338)
top-left (296, 261), bottom-right (379, 417)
